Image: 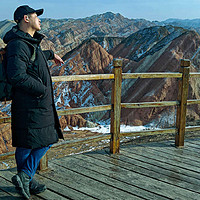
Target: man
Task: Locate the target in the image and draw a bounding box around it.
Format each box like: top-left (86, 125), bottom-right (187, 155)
top-left (3, 5), bottom-right (64, 199)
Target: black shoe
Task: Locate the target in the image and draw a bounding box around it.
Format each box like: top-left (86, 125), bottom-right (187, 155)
top-left (12, 171), bottom-right (30, 199)
top-left (29, 178), bottom-right (46, 194)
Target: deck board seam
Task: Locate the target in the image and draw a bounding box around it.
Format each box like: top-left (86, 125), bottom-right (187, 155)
top-left (0, 170), bottom-right (74, 200)
top-left (134, 144), bottom-right (200, 166)
top-left (52, 160), bottom-right (153, 200)
top-left (37, 173), bottom-right (100, 200)
top-left (62, 155), bottom-right (199, 199)
top-left (83, 153), bottom-right (200, 194)
top-left (124, 147), bottom-right (200, 173)
top-left (118, 151), bottom-right (200, 181)
top-left (185, 144), bottom-right (200, 150)
top-left (82, 152), bottom-right (200, 188)
top-left (0, 186), bottom-right (14, 197)
top-left (45, 187), bottom-right (72, 200)
top-left (68, 156), bottom-right (173, 199)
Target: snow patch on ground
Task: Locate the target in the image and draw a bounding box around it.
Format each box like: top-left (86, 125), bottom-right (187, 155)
top-left (64, 124), bottom-right (151, 133)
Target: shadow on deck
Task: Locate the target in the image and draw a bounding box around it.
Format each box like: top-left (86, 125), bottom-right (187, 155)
top-left (1, 138), bottom-right (200, 200)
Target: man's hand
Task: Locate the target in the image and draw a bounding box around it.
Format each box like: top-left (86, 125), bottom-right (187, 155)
top-left (54, 54), bottom-right (64, 66)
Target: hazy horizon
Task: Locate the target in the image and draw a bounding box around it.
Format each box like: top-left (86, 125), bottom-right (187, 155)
top-left (0, 0), bottom-right (199, 21)
top-left (1, 11), bottom-right (200, 23)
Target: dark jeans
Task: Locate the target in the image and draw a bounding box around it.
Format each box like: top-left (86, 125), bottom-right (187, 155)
top-left (15, 145), bottom-right (51, 180)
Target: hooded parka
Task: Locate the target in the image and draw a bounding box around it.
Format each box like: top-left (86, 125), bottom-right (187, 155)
top-left (3, 25), bottom-right (64, 149)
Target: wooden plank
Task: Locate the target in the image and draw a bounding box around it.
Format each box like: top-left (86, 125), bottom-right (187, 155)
top-left (176, 60), bottom-right (190, 147)
top-left (0, 151), bottom-right (15, 161)
top-left (0, 134), bottom-right (111, 160)
top-left (0, 117), bottom-right (11, 124)
top-left (52, 74), bottom-right (114, 82)
top-left (134, 142), bottom-right (200, 171)
top-left (0, 169), bottom-right (68, 200)
top-left (34, 173), bottom-right (92, 200)
top-left (120, 146), bottom-right (200, 180)
top-left (121, 100), bottom-right (200, 109)
top-left (110, 59), bottom-right (122, 154)
top-left (115, 151), bottom-right (200, 189)
top-left (120, 127), bottom-right (177, 137)
top-left (81, 150), bottom-right (200, 194)
top-left (138, 140), bottom-right (200, 164)
top-left (120, 126), bottom-right (200, 139)
top-left (0, 189), bottom-right (17, 200)
top-left (52, 134), bottom-right (111, 149)
top-left (0, 176), bottom-right (26, 198)
top-left (51, 72), bottom-right (200, 82)
top-left (122, 72), bottom-right (182, 79)
top-left (178, 144), bottom-right (200, 155)
top-left (46, 161), bottom-right (140, 200)
top-left (185, 126), bottom-right (200, 132)
top-left (187, 99), bottom-right (200, 105)
top-left (161, 140), bottom-right (200, 159)
top-left (121, 101), bottom-right (178, 108)
top-left (185, 138), bottom-right (200, 145)
top-left (186, 142), bottom-right (200, 149)
top-left (123, 143), bottom-right (200, 174)
top-left (189, 72), bottom-right (200, 77)
top-left (59, 155), bottom-right (169, 200)
top-left (163, 139), bottom-right (200, 157)
top-left (185, 142), bottom-right (200, 149)
top-left (83, 150), bottom-right (200, 199)
top-left (38, 153), bottom-right (48, 171)
top-left (76, 152), bottom-right (200, 191)
top-left (0, 177), bottom-right (23, 200)
top-left (57, 105), bottom-right (111, 116)
top-left (52, 156), bottom-right (162, 200)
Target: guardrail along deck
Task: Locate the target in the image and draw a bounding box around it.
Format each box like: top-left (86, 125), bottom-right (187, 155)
top-left (1, 138), bottom-right (200, 200)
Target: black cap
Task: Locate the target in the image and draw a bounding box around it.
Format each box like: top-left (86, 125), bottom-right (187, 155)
top-left (14, 5), bottom-right (44, 23)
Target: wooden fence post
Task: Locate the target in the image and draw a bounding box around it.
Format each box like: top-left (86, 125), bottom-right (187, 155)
top-left (38, 153), bottom-right (48, 171)
top-left (175, 59), bottom-right (190, 147)
top-left (110, 58), bottom-right (123, 154)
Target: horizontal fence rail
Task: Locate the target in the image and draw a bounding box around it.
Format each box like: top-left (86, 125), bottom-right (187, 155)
top-left (2, 125), bottom-right (200, 161)
top-left (57, 105), bottom-right (112, 116)
top-left (51, 72), bottom-right (200, 82)
top-left (122, 72), bottom-right (182, 79)
top-left (120, 126), bottom-right (200, 138)
top-left (121, 101), bottom-right (179, 108)
top-left (52, 74), bottom-right (114, 82)
top-left (2, 99), bottom-right (200, 122)
top-left (0, 117), bottom-right (11, 123)
top-left (189, 72), bottom-right (200, 77)
top-left (1, 58), bottom-right (200, 169)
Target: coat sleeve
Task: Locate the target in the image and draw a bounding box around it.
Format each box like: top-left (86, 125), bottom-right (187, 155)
top-left (42, 50), bottom-right (55, 60)
top-left (6, 40), bottom-right (47, 97)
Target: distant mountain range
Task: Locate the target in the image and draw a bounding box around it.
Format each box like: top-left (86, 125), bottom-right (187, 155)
top-left (50, 25), bottom-right (200, 129)
top-left (1, 12), bottom-right (200, 53)
top-left (1, 12), bottom-right (200, 153)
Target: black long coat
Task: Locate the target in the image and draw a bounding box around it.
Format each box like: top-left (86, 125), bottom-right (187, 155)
top-left (3, 26), bottom-right (64, 149)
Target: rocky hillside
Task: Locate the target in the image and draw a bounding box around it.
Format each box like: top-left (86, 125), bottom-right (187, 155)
top-left (111, 26), bottom-right (200, 127)
top-left (1, 13), bottom-right (200, 153)
top-left (50, 25), bottom-right (200, 129)
top-left (51, 38), bottom-right (113, 127)
top-left (159, 18), bottom-right (200, 34)
top-left (40, 12), bottom-right (156, 56)
top-left (0, 20), bottom-right (15, 39)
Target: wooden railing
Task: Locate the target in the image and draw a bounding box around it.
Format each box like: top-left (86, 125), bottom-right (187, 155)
top-left (1, 58), bottom-right (200, 169)
top-left (52, 59), bottom-right (199, 152)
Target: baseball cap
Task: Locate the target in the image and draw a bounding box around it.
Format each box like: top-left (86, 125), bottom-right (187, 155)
top-left (14, 5), bottom-right (44, 23)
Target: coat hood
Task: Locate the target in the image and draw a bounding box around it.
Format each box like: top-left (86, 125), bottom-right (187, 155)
top-left (3, 25), bottom-right (45, 45)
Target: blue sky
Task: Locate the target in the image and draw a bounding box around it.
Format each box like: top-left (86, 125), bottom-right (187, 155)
top-left (1, 0), bottom-right (200, 21)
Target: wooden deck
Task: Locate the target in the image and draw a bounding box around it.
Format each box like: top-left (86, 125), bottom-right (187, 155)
top-left (1, 138), bottom-right (200, 199)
